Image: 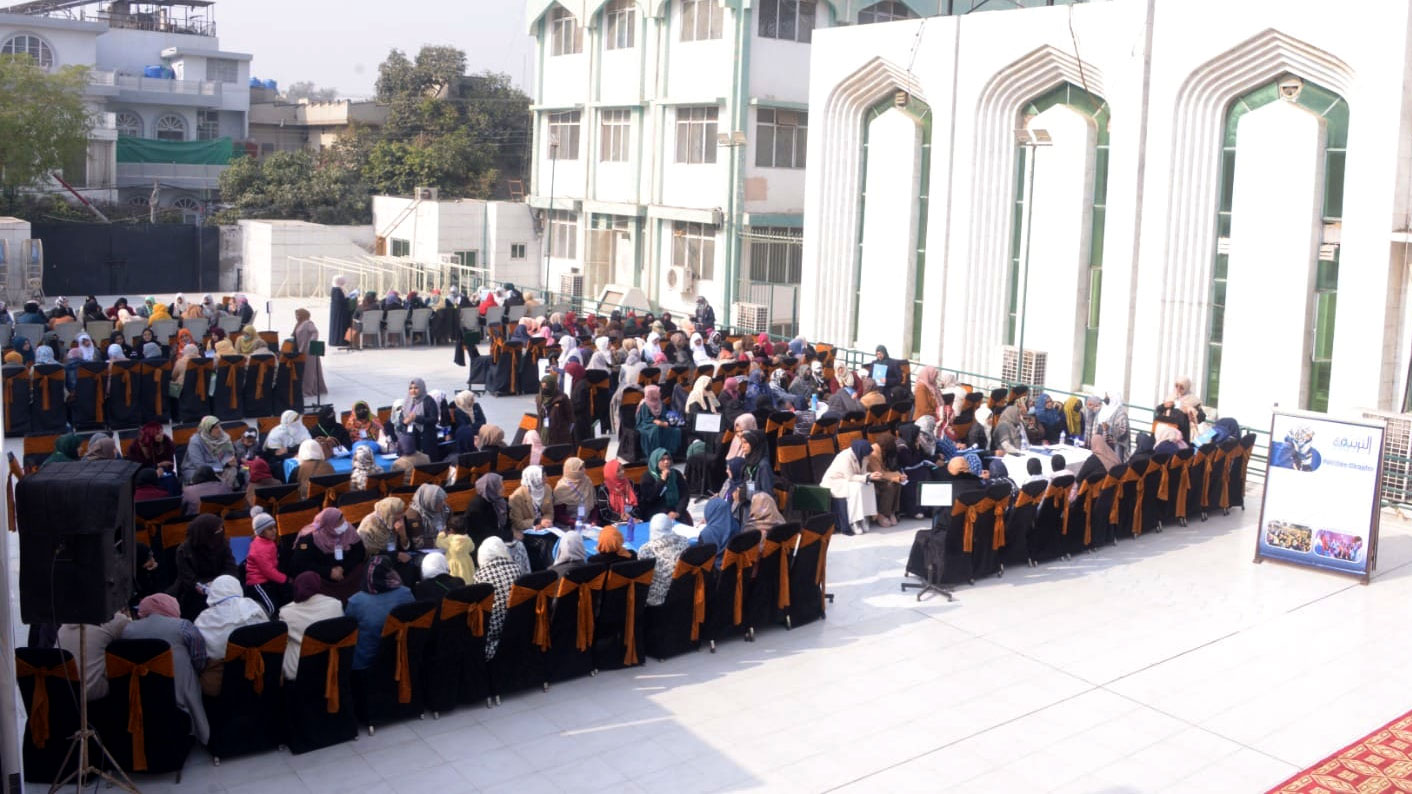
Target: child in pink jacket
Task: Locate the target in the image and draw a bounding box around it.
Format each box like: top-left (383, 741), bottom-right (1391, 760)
top-left (246, 507), bottom-right (289, 612)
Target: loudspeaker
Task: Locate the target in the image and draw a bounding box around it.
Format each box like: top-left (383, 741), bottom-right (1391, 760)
top-left (18, 460), bottom-right (139, 626)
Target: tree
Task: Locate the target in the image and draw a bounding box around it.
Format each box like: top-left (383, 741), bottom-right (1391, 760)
top-left (0, 58), bottom-right (91, 194)
top-left (282, 81), bottom-right (340, 103)
top-left (212, 150), bottom-right (370, 225)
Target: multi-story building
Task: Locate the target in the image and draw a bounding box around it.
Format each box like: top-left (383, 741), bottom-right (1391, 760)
top-left (0, 0), bottom-right (251, 213)
top-left (248, 92), bottom-right (387, 159)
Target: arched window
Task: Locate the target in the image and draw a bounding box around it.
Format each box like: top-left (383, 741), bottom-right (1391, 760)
top-left (171, 196), bottom-right (201, 212)
top-left (550, 6), bottom-right (583, 56)
top-left (858, 1), bottom-right (917, 24)
top-left (1, 34), bottom-right (54, 68)
top-left (155, 114), bottom-right (187, 141)
top-left (115, 110), bottom-right (143, 138)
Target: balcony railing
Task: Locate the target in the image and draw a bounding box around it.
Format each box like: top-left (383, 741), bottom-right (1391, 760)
top-left (114, 73), bottom-right (222, 98)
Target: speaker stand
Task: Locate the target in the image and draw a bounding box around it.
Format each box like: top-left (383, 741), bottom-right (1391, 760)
top-left (49, 624), bottom-right (142, 794)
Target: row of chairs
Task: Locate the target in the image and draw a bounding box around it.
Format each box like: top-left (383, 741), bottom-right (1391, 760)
top-left (914, 436), bottom-right (1257, 587)
top-left (3, 313), bottom-right (256, 352)
top-left (14, 517), bottom-right (835, 779)
top-left (351, 308), bottom-right (436, 349)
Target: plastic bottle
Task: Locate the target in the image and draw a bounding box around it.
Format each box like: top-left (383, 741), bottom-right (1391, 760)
top-left (1020, 432), bottom-right (1030, 452)
top-left (1059, 430), bottom-right (1067, 447)
top-left (810, 393), bottom-right (819, 414)
top-left (625, 517), bottom-right (636, 545)
top-left (576, 504), bottom-right (586, 533)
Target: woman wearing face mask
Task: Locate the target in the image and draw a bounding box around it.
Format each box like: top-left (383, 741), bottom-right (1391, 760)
top-left (291, 507), bottom-right (367, 602)
top-left (537, 375), bottom-right (574, 446)
top-left (343, 400), bottom-right (384, 443)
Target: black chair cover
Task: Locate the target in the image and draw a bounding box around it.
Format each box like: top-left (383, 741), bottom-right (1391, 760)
top-left (105, 359), bottom-right (142, 428)
top-left (16, 647), bottom-right (82, 783)
top-left (138, 360), bottom-right (171, 425)
top-left (643, 543), bottom-right (716, 661)
top-left (3, 365), bottom-right (32, 435)
top-left (358, 601), bottom-right (436, 730)
top-left (212, 355), bottom-right (246, 421)
top-left (284, 616), bottom-right (358, 754)
top-left (546, 562), bottom-right (607, 683)
top-left (970, 483), bottom-right (1011, 580)
top-left (1003, 480), bottom-right (1048, 567)
top-left (70, 361), bottom-right (106, 427)
top-left (273, 354), bottom-right (304, 416)
top-left (592, 559), bottom-right (653, 672)
top-left (704, 530), bottom-right (761, 647)
top-left (30, 364), bottom-right (66, 432)
top-left (243, 356), bottom-right (277, 419)
top-left (1115, 458), bottom-right (1145, 540)
top-left (206, 621), bottom-right (287, 761)
top-left (1029, 476), bottom-right (1073, 564)
top-left (745, 523), bottom-right (800, 634)
top-left (788, 514), bottom-right (834, 628)
top-left (178, 360), bottom-right (212, 422)
top-left (98, 639), bottom-right (193, 775)
top-left (422, 583), bottom-right (492, 713)
top-left (488, 570), bottom-right (558, 698)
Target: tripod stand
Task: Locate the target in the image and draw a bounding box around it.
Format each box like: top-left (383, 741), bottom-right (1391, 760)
top-left (49, 624), bottom-right (141, 794)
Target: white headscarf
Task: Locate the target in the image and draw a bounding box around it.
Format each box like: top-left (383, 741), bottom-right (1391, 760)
top-left (296, 439), bottom-right (325, 462)
top-left (421, 551), bottom-right (450, 579)
top-left (690, 333), bottom-right (711, 365)
top-left (649, 513), bottom-right (674, 541)
top-left (1097, 391), bottom-right (1124, 424)
top-left (266, 410), bottom-right (311, 450)
top-left (107, 344), bottom-right (126, 361)
top-left (477, 536), bottom-right (512, 566)
top-left (193, 575), bottom-right (268, 659)
top-left (75, 333), bottom-right (97, 362)
top-left (522, 465), bottom-right (547, 504)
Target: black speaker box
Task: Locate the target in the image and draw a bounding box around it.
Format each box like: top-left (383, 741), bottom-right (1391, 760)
top-left (17, 460), bottom-right (139, 626)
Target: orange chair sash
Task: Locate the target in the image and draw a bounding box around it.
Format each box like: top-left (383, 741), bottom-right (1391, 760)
top-left (1202, 448), bottom-right (1223, 509)
top-left (720, 546), bottom-right (760, 625)
top-left (1220, 446), bottom-right (1252, 509)
top-left (147, 364), bottom-right (166, 416)
top-left (604, 569), bottom-right (654, 666)
top-left (439, 593), bottom-right (494, 637)
top-left (761, 537), bottom-right (793, 609)
top-left (381, 610), bottom-right (435, 703)
top-left (34, 368), bottom-right (63, 412)
top-left (224, 635), bottom-right (287, 695)
top-left (797, 526), bottom-right (836, 600)
top-left (1131, 462), bottom-right (1150, 537)
top-left (1076, 479), bottom-right (1100, 546)
top-left (283, 357), bottom-right (301, 406)
top-left (554, 574), bottom-right (605, 651)
top-left (300, 632), bottom-right (357, 713)
top-left (105, 649), bottom-right (175, 771)
top-left (1170, 457), bottom-right (1192, 519)
top-left (15, 657), bottom-right (78, 748)
top-left (673, 557), bottom-right (715, 642)
top-left (508, 583), bottom-right (553, 652)
top-left (221, 360), bottom-right (241, 409)
top-left (250, 358), bottom-right (274, 400)
top-left (1043, 484), bottom-right (1071, 536)
top-left (75, 366), bottom-right (106, 424)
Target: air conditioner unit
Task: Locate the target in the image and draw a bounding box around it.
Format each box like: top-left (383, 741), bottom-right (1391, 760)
top-left (734, 302), bottom-right (769, 335)
top-left (416, 186), bottom-right (439, 202)
top-left (1000, 346), bottom-right (1047, 387)
top-left (665, 265), bottom-right (695, 295)
top-left (560, 272), bottom-right (585, 299)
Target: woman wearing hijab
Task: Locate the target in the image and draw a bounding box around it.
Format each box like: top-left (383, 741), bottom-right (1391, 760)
top-left (1077, 433), bottom-right (1122, 482)
top-left (826, 369), bottom-right (864, 418)
top-left (66, 332), bottom-right (99, 363)
top-left (736, 429), bottom-right (775, 498)
top-left (746, 491), bottom-right (786, 536)
top-left (345, 555), bottom-right (413, 671)
top-left (562, 361), bottom-right (593, 444)
top-left (414, 552), bottom-right (464, 602)
top-left (357, 496), bottom-right (413, 584)
top-left (638, 514), bottom-right (690, 607)
top-left (44, 434), bottom-right (82, 467)
top-left (168, 513), bottom-right (239, 619)
top-left (465, 473), bottom-right (509, 547)
top-left (601, 459), bottom-right (639, 523)
top-left (636, 384), bottom-right (681, 457)
top-left (824, 440), bottom-right (880, 536)
top-left (687, 333), bottom-right (711, 367)
top-left (1153, 422), bottom-right (1186, 455)
top-left (522, 429), bottom-right (545, 466)
top-left (587, 524), bottom-right (636, 566)
top-left (914, 367), bottom-right (944, 422)
top-left (122, 593), bottom-right (210, 744)
top-left (81, 435), bottom-right (117, 461)
top-left (279, 573), bottom-right (345, 680)
top-left (170, 343), bottom-right (200, 398)
top-left (610, 349), bottom-right (647, 436)
top-left (639, 448), bottom-right (689, 520)
top-left (292, 507), bottom-right (366, 602)
top-left (348, 445), bottom-right (381, 492)
top-left (264, 410), bottom-right (311, 456)
top-left (291, 308), bottom-right (327, 398)
top-left (451, 391), bottom-right (486, 454)
top-left (311, 404), bottom-right (351, 450)
top-left (587, 337), bottom-right (614, 372)
top-left (294, 439), bottom-right (335, 498)
top-left (473, 537), bottom-right (522, 659)
top-left (181, 466), bottom-right (231, 516)
top-left (397, 377), bottom-right (440, 456)
top-left (992, 400), bottom-right (1028, 456)
top-left (553, 457), bottom-right (597, 526)
top-left (509, 465), bottom-right (554, 531)
top-left (11, 335), bottom-right (34, 365)
top-left (550, 532), bottom-right (588, 575)
top-left (343, 401), bottom-right (384, 444)
top-left (538, 375), bottom-right (575, 446)
top-left (185, 416), bottom-right (238, 486)
top-left (194, 575), bottom-right (268, 695)
top-left (1093, 390), bottom-right (1130, 462)
top-left (696, 497), bottom-right (738, 564)
top-left (232, 325), bottom-right (258, 356)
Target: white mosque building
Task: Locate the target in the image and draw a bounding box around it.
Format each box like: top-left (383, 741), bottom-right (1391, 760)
top-left (799, 0), bottom-right (1412, 427)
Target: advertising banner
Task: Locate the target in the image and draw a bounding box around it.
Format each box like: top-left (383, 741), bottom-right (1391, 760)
top-left (1255, 410), bottom-right (1384, 582)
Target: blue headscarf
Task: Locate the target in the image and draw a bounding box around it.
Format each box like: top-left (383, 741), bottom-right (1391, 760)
top-left (850, 439), bottom-right (872, 465)
top-left (696, 497), bottom-right (738, 563)
top-left (961, 451), bottom-right (984, 477)
top-left (10, 335), bottom-right (33, 364)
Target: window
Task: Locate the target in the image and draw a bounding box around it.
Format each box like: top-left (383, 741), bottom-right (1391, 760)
top-left (205, 57), bottom-right (238, 83)
top-left (858, 1), bottom-right (917, 23)
top-left (197, 109), bottom-right (220, 141)
top-left (672, 221), bottom-right (716, 281)
top-left (603, 0), bottom-right (635, 50)
top-left (550, 6), bottom-right (583, 56)
top-left (1, 34), bottom-right (54, 68)
top-left (600, 109), bottom-right (631, 162)
top-left (155, 114), bottom-right (187, 141)
top-left (748, 227), bottom-right (803, 284)
top-left (756, 108), bottom-right (807, 168)
top-left (171, 196), bottom-right (201, 212)
top-left (550, 210), bottom-right (578, 259)
top-left (456, 251), bottom-right (478, 267)
top-left (115, 110), bottom-right (143, 138)
top-left (390, 239), bottom-right (410, 257)
top-left (547, 110), bottom-right (581, 160)
top-left (259, 142), bottom-right (275, 157)
top-left (681, 0), bottom-right (724, 42)
top-left (511, 243), bottom-right (527, 260)
top-left (758, 0), bottom-right (815, 42)
top-left (675, 106), bottom-right (718, 164)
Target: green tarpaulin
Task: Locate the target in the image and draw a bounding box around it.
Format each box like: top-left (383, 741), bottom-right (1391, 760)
top-left (116, 136), bottom-right (235, 165)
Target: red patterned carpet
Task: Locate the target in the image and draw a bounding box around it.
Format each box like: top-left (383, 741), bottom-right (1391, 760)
top-left (1269, 710), bottom-right (1412, 793)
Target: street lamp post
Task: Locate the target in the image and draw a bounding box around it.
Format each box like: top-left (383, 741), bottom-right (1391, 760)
top-left (1013, 127), bottom-right (1052, 385)
top-left (716, 130), bottom-right (747, 332)
top-left (543, 134), bottom-right (559, 295)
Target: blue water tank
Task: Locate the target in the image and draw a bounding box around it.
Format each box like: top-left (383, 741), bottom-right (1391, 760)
top-left (143, 65), bottom-right (166, 78)
top-left (263, 79), bottom-right (278, 92)
top-left (249, 76), bottom-right (263, 88)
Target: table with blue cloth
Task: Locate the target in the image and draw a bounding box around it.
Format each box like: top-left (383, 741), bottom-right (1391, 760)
top-left (282, 452), bottom-right (399, 482)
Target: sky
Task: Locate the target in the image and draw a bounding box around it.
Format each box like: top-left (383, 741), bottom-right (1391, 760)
top-left (215, 0), bottom-right (536, 99)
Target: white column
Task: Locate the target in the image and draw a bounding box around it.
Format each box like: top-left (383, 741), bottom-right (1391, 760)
top-left (1220, 100), bottom-right (1325, 426)
top-left (855, 108), bottom-right (922, 354)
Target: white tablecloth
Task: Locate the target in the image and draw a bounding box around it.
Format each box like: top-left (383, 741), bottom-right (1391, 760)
top-left (1000, 444), bottom-right (1092, 481)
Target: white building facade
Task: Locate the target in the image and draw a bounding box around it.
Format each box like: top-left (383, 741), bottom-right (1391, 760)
top-left (372, 195), bottom-right (545, 293)
top-left (0, 1), bottom-right (250, 212)
top-left (801, 0), bottom-right (1412, 426)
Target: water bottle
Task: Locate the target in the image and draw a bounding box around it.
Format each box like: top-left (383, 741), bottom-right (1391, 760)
top-left (576, 504), bottom-right (586, 533)
top-left (625, 517), bottom-right (636, 545)
top-left (1059, 431), bottom-right (1067, 447)
top-left (1020, 432), bottom-right (1030, 452)
top-left (810, 393), bottom-right (819, 414)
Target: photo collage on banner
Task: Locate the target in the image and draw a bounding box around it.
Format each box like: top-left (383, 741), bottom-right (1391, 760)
top-left (1255, 410), bottom-right (1385, 582)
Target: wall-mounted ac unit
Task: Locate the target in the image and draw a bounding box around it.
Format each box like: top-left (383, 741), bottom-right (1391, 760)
top-left (1000, 346), bottom-right (1047, 387)
top-left (666, 265), bottom-right (694, 295)
top-left (734, 302), bottom-right (769, 335)
top-left (560, 272), bottom-right (585, 299)
top-left (416, 186), bottom-right (439, 202)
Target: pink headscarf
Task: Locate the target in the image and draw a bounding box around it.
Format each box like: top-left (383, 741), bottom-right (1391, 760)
top-left (643, 384), bottom-right (664, 414)
top-left (298, 507), bottom-right (358, 555)
top-left (138, 593), bottom-right (180, 619)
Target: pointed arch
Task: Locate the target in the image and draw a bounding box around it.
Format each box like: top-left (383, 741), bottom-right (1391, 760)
top-left (526, 0), bottom-right (587, 34)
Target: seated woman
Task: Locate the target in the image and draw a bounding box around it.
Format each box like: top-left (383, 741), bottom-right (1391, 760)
top-left (824, 440), bottom-right (879, 536)
top-left (1031, 394), bottom-right (1066, 444)
top-left (473, 537), bottom-right (522, 659)
top-left (357, 497), bottom-right (415, 584)
top-left (476, 424), bottom-right (506, 454)
top-left (586, 524), bottom-right (636, 566)
top-left (452, 391), bottom-right (487, 454)
top-left (293, 439), bottom-right (335, 499)
top-left (413, 552), bottom-right (464, 603)
top-left (265, 410), bottom-right (312, 457)
top-left (736, 429), bottom-right (775, 499)
top-left (550, 532), bottom-right (588, 576)
top-left (310, 404), bottom-right (352, 450)
top-left (345, 556), bottom-right (414, 672)
top-left (349, 445), bottom-right (381, 491)
top-left (552, 457), bottom-right (597, 526)
top-left (868, 434), bottom-right (907, 528)
top-left (291, 507), bottom-right (367, 602)
top-left (193, 574), bottom-right (268, 695)
top-left (509, 466), bottom-right (554, 532)
top-left (279, 572), bottom-right (346, 680)
top-left (600, 460), bottom-right (639, 524)
top-left (406, 484), bottom-right (450, 551)
top-left (636, 385), bottom-right (682, 458)
top-left (746, 491), bottom-right (786, 536)
top-left (186, 416), bottom-right (238, 487)
top-left (343, 401), bottom-right (384, 445)
top-left (135, 468), bottom-right (173, 501)
top-left (465, 473), bottom-right (509, 548)
top-left (696, 497), bottom-right (738, 564)
top-left (181, 466), bottom-right (234, 517)
top-left (167, 514), bottom-right (239, 619)
top-left (637, 514), bottom-right (690, 607)
top-left (638, 449), bottom-right (689, 521)
top-left (123, 594), bottom-right (210, 746)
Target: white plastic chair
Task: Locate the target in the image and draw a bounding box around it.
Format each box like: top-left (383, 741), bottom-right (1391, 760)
top-left (122, 320), bottom-right (147, 345)
top-left (182, 317), bottom-right (209, 340)
top-left (409, 308), bottom-right (433, 345)
top-left (358, 310), bottom-right (384, 349)
top-left (383, 309), bottom-right (410, 346)
top-left (84, 320), bottom-right (114, 341)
